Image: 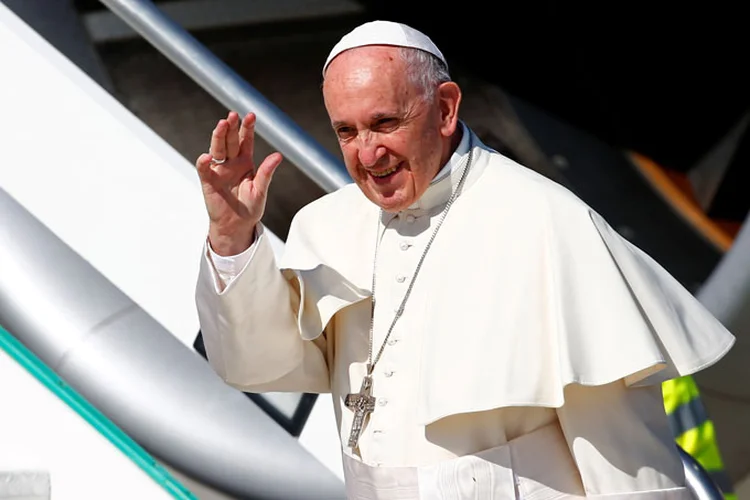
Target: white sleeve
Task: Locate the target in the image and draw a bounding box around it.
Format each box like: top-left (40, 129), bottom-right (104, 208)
top-left (206, 226), bottom-right (262, 290)
top-left (196, 224), bottom-right (331, 393)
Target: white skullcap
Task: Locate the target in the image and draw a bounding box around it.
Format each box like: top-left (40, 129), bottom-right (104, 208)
top-left (323, 20), bottom-right (447, 76)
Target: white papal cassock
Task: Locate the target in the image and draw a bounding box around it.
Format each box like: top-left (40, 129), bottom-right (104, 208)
top-left (195, 123), bottom-right (734, 499)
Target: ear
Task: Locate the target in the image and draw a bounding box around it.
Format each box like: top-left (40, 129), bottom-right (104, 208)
top-left (437, 81), bottom-right (462, 137)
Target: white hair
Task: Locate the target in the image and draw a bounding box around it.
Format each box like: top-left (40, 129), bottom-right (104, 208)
top-left (399, 47), bottom-right (451, 101)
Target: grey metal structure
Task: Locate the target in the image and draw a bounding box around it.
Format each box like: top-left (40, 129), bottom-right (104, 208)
top-left (0, 0), bottom-right (114, 92)
top-left (0, 187), bottom-right (346, 500)
top-left (679, 447), bottom-right (725, 500)
top-left (698, 212), bottom-right (750, 340)
top-left (97, 0), bottom-right (351, 194)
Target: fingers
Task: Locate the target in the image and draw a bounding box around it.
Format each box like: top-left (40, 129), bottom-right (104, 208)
top-left (205, 112), bottom-right (280, 193)
top-left (253, 152), bottom-right (283, 195)
top-left (225, 111), bottom-right (241, 159)
top-left (209, 120), bottom-right (228, 161)
top-left (238, 113), bottom-right (256, 160)
top-left (195, 153), bottom-right (217, 183)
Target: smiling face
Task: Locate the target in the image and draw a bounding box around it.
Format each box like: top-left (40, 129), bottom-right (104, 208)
top-left (322, 46), bottom-right (461, 212)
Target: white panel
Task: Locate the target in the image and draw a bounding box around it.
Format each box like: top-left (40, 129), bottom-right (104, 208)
top-left (0, 3), bottom-right (205, 347)
top-left (0, 2), bottom-right (337, 481)
top-left (298, 394), bottom-right (344, 480)
top-left (0, 349), bottom-right (178, 500)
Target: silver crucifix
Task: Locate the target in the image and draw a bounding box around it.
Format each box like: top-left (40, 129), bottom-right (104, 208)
top-left (345, 374), bottom-right (376, 449)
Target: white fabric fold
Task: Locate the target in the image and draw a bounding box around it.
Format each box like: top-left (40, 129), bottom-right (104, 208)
top-left (274, 130), bottom-right (734, 425)
top-left (195, 126), bottom-right (729, 495)
top-left (206, 225), bottom-right (263, 289)
top-left (197, 231), bottom-right (307, 387)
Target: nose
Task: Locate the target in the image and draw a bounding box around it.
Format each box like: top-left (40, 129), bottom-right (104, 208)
top-left (356, 132), bottom-right (386, 168)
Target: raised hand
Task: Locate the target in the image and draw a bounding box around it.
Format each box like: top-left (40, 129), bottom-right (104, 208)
top-left (196, 111), bottom-right (283, 256)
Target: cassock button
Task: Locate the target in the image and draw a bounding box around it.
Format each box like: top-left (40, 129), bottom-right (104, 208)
top-left (400, 242), bottom-right (409, 251)
top-left (396, 274), bottom-right (406, 283)
top-left (406, 215), bottom-right (416, 224)
top-left (387, 339), bottom-right (398, 346)
top-left (378, 399), bottom-right (388, 407)
top-left (384, 370), bottom-right (394, 377)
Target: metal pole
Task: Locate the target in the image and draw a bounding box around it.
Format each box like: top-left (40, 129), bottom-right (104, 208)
top-left (678, 446), bottom-right (725, 500)
top-left (698, 212), bottom-right (750, 335)
top-left (97, 0), bottom-right (351, 193)
top-left (1, 0), bottom-right (115, 92)
top-left (0, 187), bottom-right (346, 500)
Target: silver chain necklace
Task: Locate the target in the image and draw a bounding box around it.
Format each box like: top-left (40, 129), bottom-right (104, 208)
top-left (344, 135), bottom-right (474, 449)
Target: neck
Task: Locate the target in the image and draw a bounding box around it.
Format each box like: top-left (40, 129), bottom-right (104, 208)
top-left (448, 125), bottom-right (464, 157)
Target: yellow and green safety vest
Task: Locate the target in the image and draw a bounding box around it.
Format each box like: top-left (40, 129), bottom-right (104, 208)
top-left (662, 375), bottom-right (736, 499)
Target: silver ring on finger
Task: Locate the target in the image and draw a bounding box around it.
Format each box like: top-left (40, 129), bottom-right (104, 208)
top-left (210, 157), bottom-right (226, 165)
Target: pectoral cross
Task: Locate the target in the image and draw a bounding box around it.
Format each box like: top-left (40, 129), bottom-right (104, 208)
top-left (345, 374), bottom-right (376, 449)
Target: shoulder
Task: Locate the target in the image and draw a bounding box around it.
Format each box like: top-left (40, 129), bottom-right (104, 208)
top-left (280, 181), bottom-right (377, 283)
top-left (290, 182), bottom-right (371, 228)
top-left (475, 145), bottom-right (594, 224)
top-left (475, 149), bottom-right (629, 261)
top-left (285, 182), bottom-right (377, 252)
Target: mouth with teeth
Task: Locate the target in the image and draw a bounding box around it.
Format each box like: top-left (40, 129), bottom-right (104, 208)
top-left (368, 162), bottom-right (403, 181)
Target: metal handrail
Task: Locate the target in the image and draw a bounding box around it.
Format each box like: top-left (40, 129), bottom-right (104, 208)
top-left (679, 445), bottom-right (726, 500)
top-left (97, 0), bottom-right (351, 193)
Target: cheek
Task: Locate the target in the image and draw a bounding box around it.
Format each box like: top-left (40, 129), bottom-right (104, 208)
top-left (409, 145), bottom-right (439, 180)
top-left (341, 146), bottom-right (362, 176)
top-left (412, 167), bottom-right (432, 192)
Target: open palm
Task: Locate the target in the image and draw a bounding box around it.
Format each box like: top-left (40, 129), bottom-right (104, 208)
top-left (195, 112), bottom-right (282, 256)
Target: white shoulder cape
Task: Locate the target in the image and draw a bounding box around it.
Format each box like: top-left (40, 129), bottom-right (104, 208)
top-left (278, 135), bottom-right (735, 425)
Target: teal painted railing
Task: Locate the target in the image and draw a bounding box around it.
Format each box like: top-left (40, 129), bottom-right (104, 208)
top-left (0, 325), bottom-right (198, 499)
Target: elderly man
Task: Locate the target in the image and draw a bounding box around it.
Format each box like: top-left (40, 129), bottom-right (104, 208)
top-left (194, 20), bottom-right (734, 499)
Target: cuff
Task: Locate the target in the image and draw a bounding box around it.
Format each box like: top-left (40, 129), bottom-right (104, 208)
top-left (207, 225), bottom-right (263, 286)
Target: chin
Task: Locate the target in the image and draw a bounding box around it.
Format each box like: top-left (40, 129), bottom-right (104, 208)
top-left (372, 194), bottom-right (411, 213)
top-left (368, 194), bottom-right (396, 211)
top-left (360, 182), bottom-right (414, 212)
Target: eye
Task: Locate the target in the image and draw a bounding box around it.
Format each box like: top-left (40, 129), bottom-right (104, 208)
top-left (374, 118), bottom-right (398, 130)
top-left (335, 126), bottom-right (356, 140)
